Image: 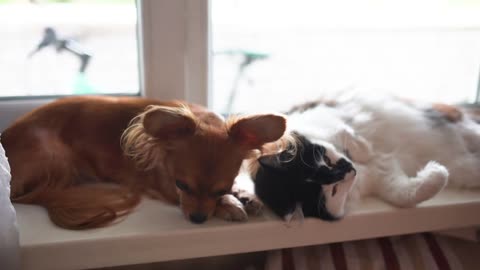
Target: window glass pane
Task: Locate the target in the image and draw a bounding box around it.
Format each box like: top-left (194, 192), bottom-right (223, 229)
top-left (0, 0), bottom-right (139, 97)
top-left (212, 0), bottom-right (480, 113)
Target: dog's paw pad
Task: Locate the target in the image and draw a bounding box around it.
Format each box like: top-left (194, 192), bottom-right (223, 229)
top-left (244, 197), bottom-right (264, 216)
top-left (232, 188), bottom-right (264, 216)
top-left (215, 194), bottom-right (248, 222)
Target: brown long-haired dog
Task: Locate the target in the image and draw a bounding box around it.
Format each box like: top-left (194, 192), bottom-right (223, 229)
top-left (1, 96), bottom-right (286, 229)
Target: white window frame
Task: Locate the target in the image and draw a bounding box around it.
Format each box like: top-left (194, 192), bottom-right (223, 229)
top-left (139, 0), bottom-right (210, 106)
top-left (0, 0), bottom-right (210, 131)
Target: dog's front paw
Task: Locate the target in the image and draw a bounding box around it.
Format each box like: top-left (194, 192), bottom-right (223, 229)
top-left (215, 194), bottom-right (248, 222)
top-left (244, 196), bottom-right (263, 216)
top-left (232, 189), bottom-right (264, 216)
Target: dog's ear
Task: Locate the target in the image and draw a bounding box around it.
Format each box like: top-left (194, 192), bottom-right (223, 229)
top-left (228, 114), bottom-right (286, 149)
top-left (143, 105), bottom-right (197, 140)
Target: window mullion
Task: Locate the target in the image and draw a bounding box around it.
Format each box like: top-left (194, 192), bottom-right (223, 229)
top-left (140, 0), bottom-right (187, 101)
top-left (140, 0), bottom-right (209, 106)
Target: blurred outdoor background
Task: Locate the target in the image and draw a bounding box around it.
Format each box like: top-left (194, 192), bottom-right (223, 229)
top-left (1, 0), bottom-right (480, 114)
top-left (211, 0), bottom-right (480, 113)
top-left (0, 0), bottom-right (139, 96)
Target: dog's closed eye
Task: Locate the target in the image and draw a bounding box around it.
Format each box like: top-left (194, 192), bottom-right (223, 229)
top-left (211, 189), bottom-right (228, 198)
top-left (175, 180), bottom-right (190, 192)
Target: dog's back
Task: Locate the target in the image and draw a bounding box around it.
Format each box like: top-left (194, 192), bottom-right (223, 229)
top-left (1, 96), bottom-right (176, 228)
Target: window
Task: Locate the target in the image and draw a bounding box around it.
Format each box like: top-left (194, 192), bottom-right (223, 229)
top-left (2, 0), bottom-right (479, 119)
top-left (0, 0), bottom-right (209, 130)
top-left (0, 0), bottom-right (139, 98)
top-left (211, 0), bottom-right (480, 113)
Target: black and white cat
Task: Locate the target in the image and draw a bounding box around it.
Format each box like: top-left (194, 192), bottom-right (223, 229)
top-left (252, 94), bottom-right (480, 220)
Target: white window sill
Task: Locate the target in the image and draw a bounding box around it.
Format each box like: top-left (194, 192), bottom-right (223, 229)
top-left (15, 176), bottom-right (480, 270)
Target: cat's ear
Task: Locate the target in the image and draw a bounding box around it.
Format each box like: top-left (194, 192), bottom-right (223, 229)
top-left (284, 202), bottom-right (305, 226)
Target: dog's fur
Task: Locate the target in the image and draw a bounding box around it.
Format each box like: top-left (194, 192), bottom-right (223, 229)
top-left (252, 94), bottom-right (480, 220)
top-left (1, 96), bottom-right (286, 229)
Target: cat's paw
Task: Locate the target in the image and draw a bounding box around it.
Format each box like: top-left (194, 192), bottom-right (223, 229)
top-left (414, 161), bottom-right (449, 203)
top-left (214, 194), bottom-right (248, 222)
top-left (337, 128), bottom-right (373, 164)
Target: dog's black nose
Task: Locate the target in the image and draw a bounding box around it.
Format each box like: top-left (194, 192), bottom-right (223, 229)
top-left (189, 213), bottom-right (207, 224)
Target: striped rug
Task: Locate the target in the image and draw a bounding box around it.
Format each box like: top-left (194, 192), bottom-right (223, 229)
top-left (265, 233), bottom-right (472, 270)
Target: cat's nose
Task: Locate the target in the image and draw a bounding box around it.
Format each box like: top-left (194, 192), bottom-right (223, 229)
top-left (336, 158), bottom-right (354, 173)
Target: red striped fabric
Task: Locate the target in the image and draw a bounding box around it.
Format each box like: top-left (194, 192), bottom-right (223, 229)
top-left (282, 248), bottom-right (296, 270)
top-left (268, 234), bottom-right (465, 270)
top-left (330, 243), bottom-right (348, 270)
top-left (423, 233), bottom-right (451, 270)
top-left (378, 237), bottom-right (400, 270)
